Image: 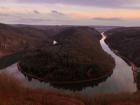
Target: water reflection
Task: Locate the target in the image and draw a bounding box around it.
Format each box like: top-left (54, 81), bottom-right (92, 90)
top-left (133, 68), bottom-right (140, 91)
top-left (24, 71), bottom-right (113, 91)
top-left (0, 62), bottom-right (137, 94)
top-left (0, 32), bottom-right (138, 95)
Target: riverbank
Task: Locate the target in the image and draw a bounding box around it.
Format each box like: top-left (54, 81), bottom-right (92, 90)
top-left (105, 42), bottom-right (138, 70)
top-left (0, 52), bottom-right (11, 57)
top-left (0, 73), bottom-right (84, 105)
top-left (17, 63), bottom-right (113, 85)
top-left (17, 27), bottom-right (115, 88)
top-left (104, 27), bottom-right (140, 67)
top-left (0, 52), bottom-right (23, 69)
top-left (0, 73), bottom-right (140, 105)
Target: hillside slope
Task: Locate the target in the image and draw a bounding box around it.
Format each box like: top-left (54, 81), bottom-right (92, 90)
top-left (0, 23), bottom-right (60, 54)
top-left (19, 27), bottom-right (115, 83)
top-left (105, 27), bottom-right (140, 66)
top-left (0, 74), bottom-right (84, 105)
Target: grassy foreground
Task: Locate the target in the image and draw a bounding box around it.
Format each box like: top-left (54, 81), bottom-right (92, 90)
top-left (0, 74), bottom-right (140, 105)
top-left (0, 74), bottom-right (84, 105)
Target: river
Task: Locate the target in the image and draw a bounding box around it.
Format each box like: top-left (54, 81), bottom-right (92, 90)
top-left (0, 32), bottom-right (137, 96)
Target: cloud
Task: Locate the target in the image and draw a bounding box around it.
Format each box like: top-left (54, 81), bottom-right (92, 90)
top-left (0, 0), bottom-right (140, 9)
top-left (47, 10), bottom-right (70, 20)
top-left (14, 0), bottom-right (140, 9)
top-left (0, 0), bottom-right (15, 1)
top-left (0, 9), bottom-right (73, 25)
top-left (51, 10), bottom-right (65, 16)
top-left (0, 0), bottom-right (16, 2)
top-left (93, 17), bottom-right (124, 21)
top-left (33, 10), bottom-right (40, 14)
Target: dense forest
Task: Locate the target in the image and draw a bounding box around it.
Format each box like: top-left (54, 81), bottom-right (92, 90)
top-left (105, 27), bottom-right (140, 66)
top-left (19, 27), bottom-right (115, 83)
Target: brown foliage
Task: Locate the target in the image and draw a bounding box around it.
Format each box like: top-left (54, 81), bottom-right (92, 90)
top-left (0, 74), bottom-right (84, 105)
top-left (0, 73), bottom-right (140, 105)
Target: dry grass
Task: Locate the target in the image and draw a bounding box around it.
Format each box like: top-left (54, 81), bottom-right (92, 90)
top-left (0, 73), bottom-right (84, 105)
top-left (76, 93), bottom-right (140, 105)
top-left (0, 73), bottom-right (140, 105)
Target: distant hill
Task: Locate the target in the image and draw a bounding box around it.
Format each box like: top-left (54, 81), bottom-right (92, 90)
top-left (19, 26), bottom-right (115, 83)
top-left (93, 26), bottom-right (121, 32)
top-left (53, 27), bottom-right (102, 64)
top-left (0, 23), bottom-right (44, 53)
top-left (0, 23), bottom-right (66, 54)
top-left (105, 27), bottom-right (140, 66)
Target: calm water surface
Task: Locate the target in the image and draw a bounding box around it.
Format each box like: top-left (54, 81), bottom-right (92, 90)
top-left (0, 32), bottom-right (137, 96)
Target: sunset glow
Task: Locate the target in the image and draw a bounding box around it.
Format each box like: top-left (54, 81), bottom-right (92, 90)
top-left (0, 0), bottom-right (140, 26)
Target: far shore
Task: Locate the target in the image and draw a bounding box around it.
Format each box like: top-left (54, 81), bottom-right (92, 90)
top-left (17, 62), bottom-right (113, 85)
top-left (105, 42), bottom-right (138, 71)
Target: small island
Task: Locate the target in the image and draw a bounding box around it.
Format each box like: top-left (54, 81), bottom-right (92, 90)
top-left (18, 27), bottom-right (115, 85)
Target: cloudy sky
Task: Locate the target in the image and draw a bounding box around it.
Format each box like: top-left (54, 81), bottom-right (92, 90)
top-left (0, 0), bottom-right (140, 26)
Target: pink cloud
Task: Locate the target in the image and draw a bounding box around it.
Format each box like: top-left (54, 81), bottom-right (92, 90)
top-left (15, 0), bottom-right (140, 9)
